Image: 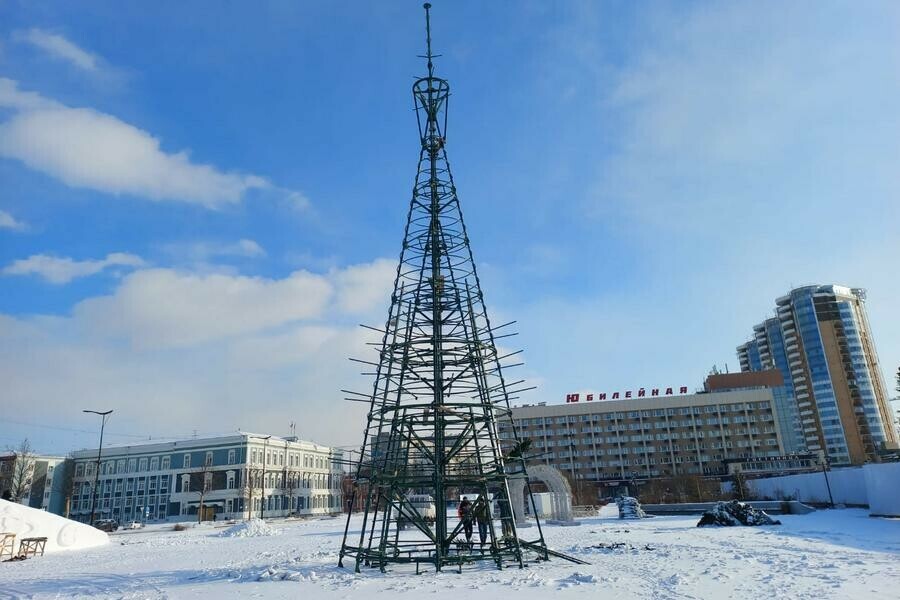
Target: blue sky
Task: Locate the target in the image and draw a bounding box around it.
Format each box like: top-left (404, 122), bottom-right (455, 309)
top-left (1, 1), bottom-right (898, 454)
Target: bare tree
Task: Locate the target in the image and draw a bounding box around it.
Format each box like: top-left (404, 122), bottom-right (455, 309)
top-left (284, 466), bottom-right (297, 516)
top-left (60, 456), bottom-right (76, 518)
top-left (8, 439), bottom-right (36, 502)
top-left (190, 458), bottom-right (215, 523)
top-left (242, 466), bottom-right (261, 521)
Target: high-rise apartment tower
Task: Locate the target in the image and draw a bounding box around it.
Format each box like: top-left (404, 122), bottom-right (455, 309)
top-left (738, 285), bottom-right (898, 465)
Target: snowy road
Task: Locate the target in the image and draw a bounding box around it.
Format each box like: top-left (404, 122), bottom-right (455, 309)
top-left (1, 506), bottom-right (897, 599)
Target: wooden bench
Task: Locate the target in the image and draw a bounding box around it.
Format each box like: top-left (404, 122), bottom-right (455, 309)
top-left (0, 533), bottom-right (14, 560)
top-left (17, 537), bottom-right (47, 558)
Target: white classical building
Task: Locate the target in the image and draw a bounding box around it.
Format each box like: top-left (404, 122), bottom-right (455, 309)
top-left (69, 433), bottom-right (343, 523)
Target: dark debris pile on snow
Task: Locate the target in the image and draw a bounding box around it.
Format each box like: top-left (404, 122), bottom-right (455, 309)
top-left (616, 496), bottom-right (649, 519)
top-left (697, 501), bottom-right (781, 527)
top-left (589, 542), bottom-right (656, 552)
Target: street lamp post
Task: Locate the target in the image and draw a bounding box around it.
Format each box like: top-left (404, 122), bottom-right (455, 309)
top-left (84, 409), bottom-right (113, 527)
top-left (821, 457), bottom-right (834, 508)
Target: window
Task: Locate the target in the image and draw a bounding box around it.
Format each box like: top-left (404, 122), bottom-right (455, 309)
top-left (150, 457), bottom-right (159, 471)
top-left (75, 464), bottom-right (85, 477)
top-left (127, 459), bottom-right (136, 473)
top-left (205, 452), bottom-right (213, 466)
top-left (183, 455), bottom-right (191, 469)
top-left (139, 458), bottom-right (148, 472)
top-left (161, 456), bottom-right (170, 470)
top-left (228, 450), bottom-right (236, 465)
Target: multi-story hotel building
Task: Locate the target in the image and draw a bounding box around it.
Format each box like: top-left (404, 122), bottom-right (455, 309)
top-left (501, 376), bottom-right (786, 490)
top-left (69, 433), bottom-right (343, 523)
top-left (737, 285), bottom-right (898, 465)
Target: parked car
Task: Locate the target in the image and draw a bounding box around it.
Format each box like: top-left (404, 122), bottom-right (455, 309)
top-left (93, 519), bottom-right (119, 532)
top-left (126, 521), bottom-right (143, 529)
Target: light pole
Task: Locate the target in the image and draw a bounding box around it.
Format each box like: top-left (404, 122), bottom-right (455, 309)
top-left (84, 409), bottom-right (113, 526)
top-left (821, 457), bottom-right (834, 508)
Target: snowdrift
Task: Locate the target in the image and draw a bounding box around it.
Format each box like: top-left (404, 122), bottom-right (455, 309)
top-left (0, 499), bottom-right (109, 553)
top-left (219, 519), bottom-right (280, 538)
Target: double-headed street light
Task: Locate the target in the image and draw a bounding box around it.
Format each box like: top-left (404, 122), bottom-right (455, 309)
top-left (83, 409), bottom-right (113, 527)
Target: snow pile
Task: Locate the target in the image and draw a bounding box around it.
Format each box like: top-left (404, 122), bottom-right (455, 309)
top-left (697, 500), bottom-right (782, 527)
top-left (557, 571), bottom-right (599, 587)
top-left (616, 496), bottom-right (648, 519)
top-left (219, 519), bottom-right (279, 538)
top-left (0, 499), bottom-right (108, 554)
top-left (256, 565), bottom-right (356, 584)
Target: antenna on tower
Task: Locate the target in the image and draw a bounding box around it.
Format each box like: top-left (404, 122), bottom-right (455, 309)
top-left (420, 3), bottom-right (441, 79)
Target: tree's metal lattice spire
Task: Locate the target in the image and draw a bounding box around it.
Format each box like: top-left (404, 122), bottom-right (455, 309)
top-left (338, 3), bottom-right (550, 573)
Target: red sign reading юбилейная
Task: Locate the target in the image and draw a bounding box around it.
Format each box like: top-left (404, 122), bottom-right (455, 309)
top-left (565, 387), bottom-right (689, 403)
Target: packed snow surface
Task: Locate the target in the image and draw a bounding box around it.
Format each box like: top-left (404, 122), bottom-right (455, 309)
top-left (0, 499), bottom-right (108, 553)
top-left (1, 506), bottom-right (897, 599)
top-left (219, 519), bottom-right (279, 538)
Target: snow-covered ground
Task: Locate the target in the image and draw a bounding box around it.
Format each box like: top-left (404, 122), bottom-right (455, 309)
top-left (1, 506), bottom-right (897, 599)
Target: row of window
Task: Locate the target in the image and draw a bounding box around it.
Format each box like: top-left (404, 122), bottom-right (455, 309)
top-left (78, 477), bottom-right (170, 496)
top-left (508, 402), bottom-right (774, 427)
top-left (248, 448), bottom-right (332, 470)
top-left (75, 454), bottom-right (175, 478)
top-left (554, 449), bottom-right (784, 472)
top-left (75, 447), bottom-right (338, 479)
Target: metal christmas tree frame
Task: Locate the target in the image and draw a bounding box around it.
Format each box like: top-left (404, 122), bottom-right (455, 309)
top-left (338, 3), bottom-right (553, 573)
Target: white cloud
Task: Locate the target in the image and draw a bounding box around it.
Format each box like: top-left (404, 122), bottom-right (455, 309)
top-left (519, 2), bottom-right (900, 396)
top-left (285, 191), bottom-right (311, 212)
top-left (163, 238), bottom-right (267, 264)
top-left (0, 210), bottom-right (27, 231)
top-left (233, 239), bottom-right (266, 257)
top-left (0, 78), bottom-right (61, 111)
top-left (592, 4), bottom-right (900, 233)
top-left (331, 258), bottom-right (397, 314)
top-left (0, 258), bottom-right (396, 451)
top-left (0, 79), bottom-right (302, 209)
top-left (75, 268), bottom-right (333, 348)
top-left (3, 252), bottom-right (144, 284)
top-left (0, 106), bottom-right (268, 208)
top-left (14, 29), bottom-right (99, 72)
